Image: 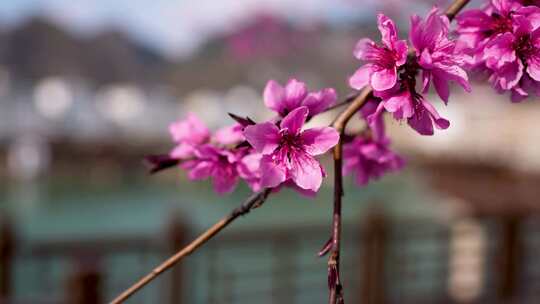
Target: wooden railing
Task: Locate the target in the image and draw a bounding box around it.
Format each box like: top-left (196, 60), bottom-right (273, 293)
top-left (1, 211), bottom-right (540, 304)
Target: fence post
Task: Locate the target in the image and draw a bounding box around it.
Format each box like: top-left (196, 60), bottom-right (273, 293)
top-left (66, 256), bottom-right (102, 304)
top-left (167, 216), bottom-right (187, 304)
top-left (359, 208), bottom-right (388, 304)
top-left (0, 219), bottom-right (15, 301)
top-left (496, 215), bottom-right (522, 303)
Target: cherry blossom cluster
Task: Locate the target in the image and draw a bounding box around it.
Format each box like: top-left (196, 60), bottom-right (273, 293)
top-left (350, 9), bottom-right (470, 136)
top-left (155, 79), bottom-right (342, 195)
top-left (152, 0), bottom-right (540, 196)
top-left (456, 0), bottom-right (540, 102)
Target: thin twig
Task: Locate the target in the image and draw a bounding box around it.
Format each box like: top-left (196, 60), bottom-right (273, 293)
top-left (323, 92), bottom-right (361, 113)
top-left (328, 87), bottom-right (372, 304)
top-left (325, 2), bottom-right (471, 302)
top-left (110, 188), bottom-right (271, 304)
top-left (445, 0), bottom-right (470, 21)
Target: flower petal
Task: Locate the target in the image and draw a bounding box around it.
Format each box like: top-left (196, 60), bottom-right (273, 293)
top-left (393, 40), bottom-right (408, 66)
top-left (491, 61), bottom-right (524, 90)
top-left (349, 64), bottom-right (373, 90)
top-left (432, 74), bottom-right (450, 104)
top-left (289, 152), bottom-right (323, 191)
top-left (213, 124), bottom-right (244, 145)
top-left (511, 86), bottom-right (528, 103)
top-left (353, 38), bottom-right (376, 60)
top-left (212, 168), bottom-right (238, 194)
top-left (371, 67), bottom-right (397, 91)
top-left (244, 122), bottom-right (281, 154)
top-left (383, 90), bottom-right (414, 119)
top-left (169, 113), bottom-right (210, 144)
top-left (483, 32), bottom-right (516, 69)
top-left (302, 88), bottom-right (337, 116)
top-left (302, 127), bottom-right (340, 156)
top-left (366, 102), bottom-right (387, 141)
top-left (527, 55), bottom-right (540, 81)
top-left (280, 106), bottom-right (308, 135)
top-left (170, 143), bottom-right (195, 159)
top-left (421, 99), bottom-right (450, 130)
top-left (284, 79), bottom-right (308, 111)
top-left (187, 161), bottom-right (214, 180)
top-left (260, 155), bottom-right (287, 188)
top-left (377, 14), bottom-right (399, 49)
top-left (263, 80), bottom-right (285, 113)
top-left (408, 111), bottom-right (434, 135)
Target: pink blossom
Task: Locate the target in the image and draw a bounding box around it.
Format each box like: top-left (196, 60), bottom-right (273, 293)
top-left (212, 124), bottom-right (245, 146)
top-left (244, 106), bottom-right (339, 191)
top-left (169, 113), bottom-right (210, 159)
top-left (485, 17), bottom-right (540, 78)
top-left (456, 0), bottom-right (523, 63)
top-left (237, 152), bottom-right (263, 192)
top-left (182, 145), bottom-right (246, 194)
top-left (510, 75), bottom-right (540, 102)
top-left (264, 79), bottom-right (337, 117)
top-left (373, 84), bottom-right (450, 136)
top-left (360, 98), bottom-right (386, 141)
top-left (169, 113), bottom-right (209, 144)
top-left (349, 14), bottom-right (408, 91)
top-left (343, 136), bottom-right (404, 186)
top-left (410, 7), bottom-right (471, 103)
top-left (456, 0), bottom-right (540, 100)
top-left (236, 151), bottom-right (321, 196)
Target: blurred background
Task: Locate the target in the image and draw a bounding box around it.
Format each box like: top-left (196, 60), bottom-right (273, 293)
top-left (1, 0), bottom-right (540, 303)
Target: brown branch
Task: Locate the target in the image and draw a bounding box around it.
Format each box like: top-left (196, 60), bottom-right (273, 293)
top-left (445, 0), bottom-right (470, 21)
top-left (325, 2), bottom-right (471, 303)
top-left (323, 92), bottom-right (362, 113)
top-left (110, 188), bottom-right (271, 304)
top-left (328, 87), bottom-right (371, 304)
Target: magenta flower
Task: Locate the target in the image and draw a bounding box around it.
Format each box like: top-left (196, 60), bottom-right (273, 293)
top-left (169, 113), bottom-right (210, 159)
top-left (456, 0), bottom-right (540, 100)
top-left (456, 0), bottom-right (525, 64)
top-left (360, 98), bottom-right (386, 141)
top-left (410, 7), bottom-right (471, 103)
top-left (212, 124), bottom-right (245, 146)
top-left (182, 144), bottom-right (245, 194)
top-left (349, 8), bottom-right (468, 136)
top-left (349, 14), bottom-right (408, 91)
top-left (343, 136), bottom-right (404, 186)
top-left (510, 74), bottom-right (540, 102)
top-left (244, 106), bottom-right (339, 191)
top-left (484, 16), bottom-right (540, 81)
top-left (237, 152), bottom-right (263, 192)
top-left (264, 79), bottom-right (337, 117)
top-left (237, 152), bottom-right (322, 196)
top-left (372, 84), bottom-right (450, 136)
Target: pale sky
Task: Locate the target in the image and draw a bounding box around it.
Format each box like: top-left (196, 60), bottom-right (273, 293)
top-left (0, 0), bottom-right (375, 58)
top-left (0, 0), bottom-right (451, 58)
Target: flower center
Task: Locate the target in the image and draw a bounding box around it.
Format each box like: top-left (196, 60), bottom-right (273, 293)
top-left (365, 44), bottom-right (398, 69)
top-left (515, 33), bottom-right (534, 61)
top-left (273, 130), bottom-right (305, 167)
top-left (279, 130), bottom-right (303, 149)
top-left (398, 54), bottom-right (420, 90)
top-left (217, 154), bottom-right (231, 166)
top-left (488, 13), bottom-right (514, 36)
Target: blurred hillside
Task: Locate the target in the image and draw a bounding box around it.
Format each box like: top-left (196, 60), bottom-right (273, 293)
top-left (0, 18), bottom-right (169, 86)
top-left (0, 15), bottom-right (374, 93)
